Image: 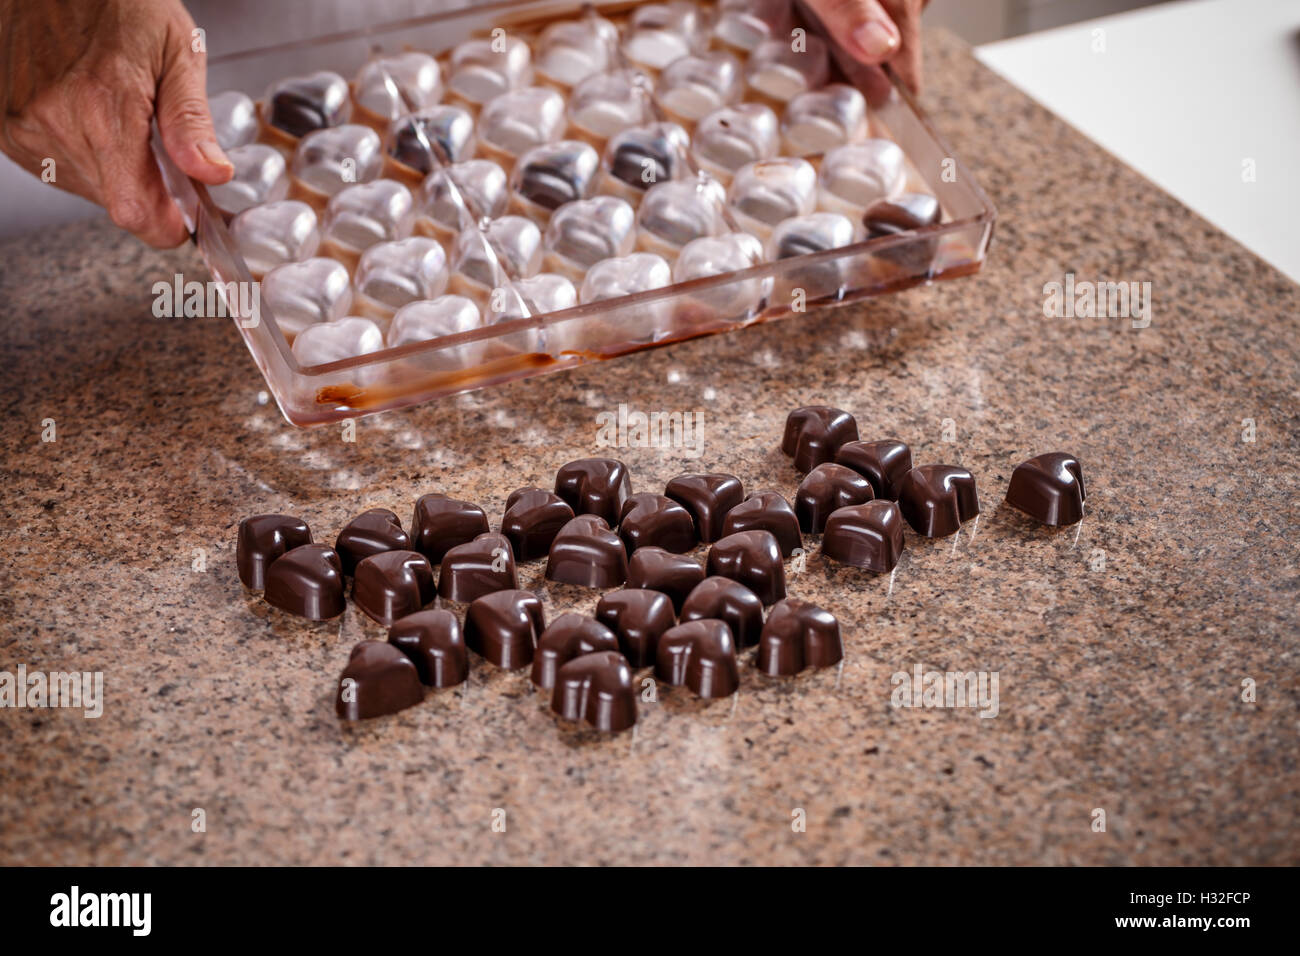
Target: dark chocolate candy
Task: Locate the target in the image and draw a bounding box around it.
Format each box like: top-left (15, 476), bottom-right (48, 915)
top-left (626, 547), bottom-right (705, 613)
top-left (594, 588), bottom-right (677, 667)
top-left (706, 530), bottom-right (785, 605)
top-left (863, 193), bottom-right (941, 272)
top-left (679, 575), bottom-right (764, 648)
top-left (607, 124), bottom-right (682, 190)
top-left (237, 514), bottom-right (312, 589)
top-left (618, 493), bottom-right (697, 554)
top-left (352, 549), bottom-right (436, 626)
top-left (544, 515), bottom-right (628, 588)
top-left (782, 406), bottom-right (859, 472)
top-left (664, 472), bottom-right (744, 542)
top-left (501, 488), bottom-right (574, 561)
top-left (758, 599), bottom-right (843, 676)
top-left (655, 619), bottom-right (739, 698)
top-left (720, 491), bottom-right (802, 557)
top-left (336, 640), bottom-right (425, 719)
top-left (386, 107), bottom-right (473, 174)
top-left (411, 493), bottom-right (489, 564)
top-left (1005, 452), bottom-right (1086, 526)
top-left (515, 141), bottom-right (600, 210)
top-left (835, 439), bottom-right (913, 500)
top-left (387, 608), bottom-right (468, 688)
top-left (264, 543), bottom-right (345, 619)
top-left (795, 463), bottom-right (875, 533)
top-left (821, 500), bottom-right (905, 572)
top-left (334, 508), bottom-right (410, 576)
top-left (267, 73), bottom-right (348, 138)
top-left (532, 612), bottom-right (620, 688)
top-left (898, 465), bottom-right (979, 537)
top-left (551, 650), bottom-right (637, 732)
top-left (437, 532), bottom-right (518, 602)
top-left (464, 589), bottom-right (545, 669)
top-left (554, 457), bottom-right (632, 526)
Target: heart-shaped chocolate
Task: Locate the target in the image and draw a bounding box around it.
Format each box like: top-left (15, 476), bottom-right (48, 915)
top-left (781, 406), bottom-right (859, 472)
top-left (335, 508), bottom-right (410, 575)
top-left (264, 543), bottom-right (345, 619)
top-left (512, 139), bottom-right (602, 212)
top-left (795, 463), bottom-right (875, 533)
top-left (532, 612), bottom-right (620, 688)
top-left (1005, 452), bottom-right (1085, 526)
top-left (554, 458), bottom-right (632, 526)
top-left (664, 472), bottom-right (744, 542)
top-left (758, 599), bottom-right (843, 676)
top-left (501, 487), bottom-right (574, 561)
top-left (464, 589), bottom-right (545, 669)
top-left (655, 619), bottom-right (739, 698)
top-left (551, 650), bottom-right (637, 732)
top-left (835, 439), bottom-right (913, 500)
top-left (594, 588), bottom-right (677, 667)
top-left (626, 547), bottom-right (705, 613)
top-left (618, 493), bottom-right (697, 554)
top-left (680, 575), bottom-right (764, 647)
top-left (821, 500), bottom-right (906, 572)
top-left (267, 70), bottom-right (350, 138)
top-left (706, 530), bottom-right (785, 605)
top-left (545, 515), bottom-right (628, 588)
top-left (720, 491), bottom-right (802, 557)
top-left (387, 609), bottom-right (468, 687)
top-left (353, 549), bottom-right (436, 626)
top-left (237, 514), bottom-right (312, 589)
top-left (438, 532), bottom-right (518, 602)
top-left (411, 493), bottom-right (490, 564)
top-left (336, 640), bottom-right (425, 719)
top-left (898, 465), bottom-right (979, 537)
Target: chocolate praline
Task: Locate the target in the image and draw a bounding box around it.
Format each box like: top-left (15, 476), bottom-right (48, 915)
top-left (782, 406), bottom-right (859, 472)
top-left (335, 508), bottom-right (410, 576)
top-left (353, 549), bottom-right (437, 626)
top-left (655, 619), bottom-right (740, 698)
top-left (336, 640), bottom-right (425, 720)
top-left (897, 465), bottom-right (979, 537)
top-left (757, 599), bottom-right (843, 676)
top-left (835, 439), bottom-right (913, 500)
top-left (821, 500), bottom-right (906, 573)
top-left (795, 463), bottom-right (875, 533)
top-left (264, 543), bottom-right (345, 620)
top-left (706, 530), bottom-right (786, 605)
top-left (437, 532), bottom-right (518, 602)
top-left (544, 514), bottom-right (629, 588)
top-left (551, 650), bottom-right (637, 732)
top-left (720, 491), bottom-right (802, 557)
top-left (554, 457), bottom-right (632, 527)
top-left (595, 588), bottom-right (677, 667)
top-left (387, 609), bottom-right (468, 688)
top-left (679, 576), bottom-right (764, 648)
top-left (501, 488), bottom-right (574, 561)
top-left (1004, 452), bottom-right (1086, 526)
top-left (411, 493), bottom-right (489, 564)
top-left (664, 472), bottom-right (744, 542)
top-left (464, 589), bottom-right (545, 669)
top-left (237, 514), bottom-right (312, 589)
top-left (532, 612), bottom-right (620, 688)
top-left (618, 493), bottom-right (697, 554)
top-left (626, 547), bottom-right (705, 613)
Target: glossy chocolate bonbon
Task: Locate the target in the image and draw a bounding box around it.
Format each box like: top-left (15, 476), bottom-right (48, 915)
top-left (501, 488), bottom-right (574, 561)
top-left (680, 576), bottom-right (764, 648)
top-left (835, 439), bottom-right (912, 500)
top-left (1005, 452), bottom-right (1086, 526)
top-left (626, 547), bottom-right (705, 612)
top-left (237, 514), bottom-right (312, 589)
top-left (264, 543), bottom-right (346, 619)
top-left (595, 588), bottom-right (677, 667)
top-left (656, 619), bottom-right (740, 698)
top-left (664, 472), bottom-right (744, 542)
top-left (898, 465), bottom-right (979, 537)
top-left (795, 463), bottom-right (874, 534)
top-left (532, 612), bottom-right (619, 688)
top-left (720, 491), bottom-right (802, 557)
top-left (336, 640), bottom-right (425, 719)
top-left (387, 608), bottom-right (468, 687)
top-left (617, 493), bottom-right (697, 554)
top-left (353, 549), bottom-right (436, 626)
top-left (464, 589), bottom-right (545, 668)
top-left (551, 650), bottom-right (637, 732)
top-left (821, 500), bottom-right (906, 572)
top-left (411, 493), bottom-right (489, 563)
top-left (706, 530), bottom-right (786, 605)
top-left (334, 508), bottom-right (410, 575)
top-left (758, 599), bottom-right (843, 676)
top-left (782, 405), bottom-right (859, 472)
top-left (545, 515), bottom-right (628, 588)
top-left (437, 532), bottom-right (518, 602)
top-left (554, 457), bottom-right (631, 526)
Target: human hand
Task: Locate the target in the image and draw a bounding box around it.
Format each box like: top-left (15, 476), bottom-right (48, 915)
top-left (805, 0), bottom-right (931, 94)
top-left (0, 0), bottom-right (234, 247)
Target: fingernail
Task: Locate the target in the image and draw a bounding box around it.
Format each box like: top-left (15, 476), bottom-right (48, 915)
top-left (853, 20), bottom-right (900, 60)
top-left (197, 139), bottom-right (233, 169)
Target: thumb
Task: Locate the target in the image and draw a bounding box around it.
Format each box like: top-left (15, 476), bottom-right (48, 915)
top-left (808, 0), bottom-right (901, 65)
top-left (155, 30), bottom-right (234, 185)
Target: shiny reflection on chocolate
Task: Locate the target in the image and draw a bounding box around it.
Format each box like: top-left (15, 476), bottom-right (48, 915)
top-left (552, 650), bottom-right (637, 732)
top-left (679, 575), bottom-right (764, 648)
top-left (336, 640), bottom-right (425, 719)
top-left (898, 465), bottom-right (979, 537)
top-left (264, 544), bottom-right (345, 620)
top-left (706, 530), bottom-right (785, 605)
top-left (720, 491), bottom-right (801, 557)
top-left (385, 104), bottom-right (475, 173)
top-left (237, 514), bottom-right (312, 589)
top-left (605, 122), bottom-right (689, 190)
top-left (267, 71), bottom-right (350, 138)
top-left (795, 464), bottom-right (874, 534)
top-left (532, 612), bottom-right (619, 688)
top-left (626, 547), bottom-right (705, 613)
top-left (335, 508), bottom-right (409, 576)
top-left (618, 493), bottom-right (697, 554)
top-left (595, 588), bottom-right (677, 667)
top-left (387, 608), bottom-right (468, 688)
top-left (437, 532), bottom-right (518, 602)
top-left (411, 493), bottom-right (489, 564)
top-left (464, 589), bottom-right (544, 669)
top-left (758, 599), bottom-right (842, 676)
top-left (512, 139), bottom-right (601, 211)
top-left (782, 406), bottom-right (859, 472)
top-left (863, 192), bottom-right (941, 237)
top-left (544, 515), bottom-right (628, 588)
top-left (821, 501), bottom-right (905, 572)
top-left (554, 457), bottom-right (631, 526)
top-left (664, 472), bottom-right (744, 542)
top-left (835, 439), bottom-right (913, 500)
top-left (353, 550), bottom-right (436, 626)
top-left (1005, 452), bottom-right (1086, 526)
top-left (655, 619), bottom-right (739, 698)
top-left (502, 488), bottom-right (574, 561)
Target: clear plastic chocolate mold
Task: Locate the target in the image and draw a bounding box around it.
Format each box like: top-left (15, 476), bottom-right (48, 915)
top-left (353, 52), bottom-right (442, 121)
top-left (353, 236), bottom-right (450, 315)
top-left (260, 257), bottom-right (354, 342)
top-left (210, 90), bottom-right (258, 150)
top-left (208, 144), bottom-right (288, 216)
top-left (229, 199), bottom-right (320, 277)
top-left (321, 180), bottom-right (416, 253)
top-left (291, 124), bottom-right (384, 197)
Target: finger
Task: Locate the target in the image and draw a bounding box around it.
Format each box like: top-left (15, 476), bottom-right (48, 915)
top-left (155, 24), bottom-right (233, 185)
top-left (92, 93), bottom-right (191, 247)
top-left (882, 0), bottom-right (924, 93)
top-left (807, 0), bottom-right (901, 65)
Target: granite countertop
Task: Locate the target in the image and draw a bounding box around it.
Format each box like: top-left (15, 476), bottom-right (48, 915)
top-left (1, 30), bottom-right (1297, 866)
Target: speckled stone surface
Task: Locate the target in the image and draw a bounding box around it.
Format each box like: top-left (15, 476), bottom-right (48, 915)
top-left (1, 31), bottom-right (1297, 866)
